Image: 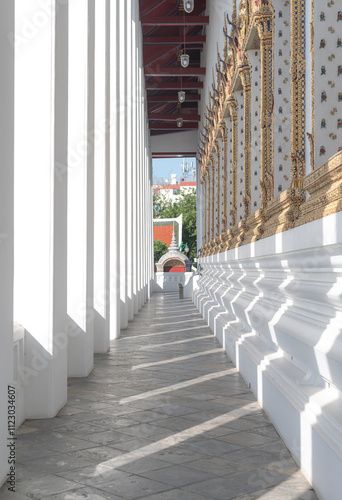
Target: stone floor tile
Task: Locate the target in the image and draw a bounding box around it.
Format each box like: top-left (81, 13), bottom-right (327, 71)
top-left (220, 430), bottom-right (278, 447)
top-left (116, 456), bottom-right (171, 475)
top-left (0, 489), bottom-right (32, 500)
top-left (151, 446), bottom-right (207, 464)
top-left (68, 445), bottom-right (123, 464)
top-left (7, 293), bottom-right (318, 500)
top-left (24, 453), bottom-right (94, 474)
top-left (146, 489), bottom-right (207, 500)
top-left (115, 423), bottom-right (171, 439)
top-left (112, 437), bottom-right (154, 452)
top-left (43, 436), bottom-right (99, 454)
top-left (41, 486), bottom-right (124, 499)
top-left (185, 455), bottom-right (248, 476)
top-left (140, 464), bottom-right (217, 488)
top-left (16, 445), bottom-right (57, 462)
top-left (96, 475), bottom-right (173, 499)
top-left (15, 464), bottom-right (47, 482)
top-left (15, 475), bottom-right (81, 499)
top-left (55, 465), bottom-right (131, 487)
top-left (179, 437), bottom-right (242, 456)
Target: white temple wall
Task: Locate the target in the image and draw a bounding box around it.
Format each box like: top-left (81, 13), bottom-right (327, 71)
top-left (312, 0), bottom-right (342, 169)
top-left (273, 0), bottom-right (292, 191)
top-left (249, 49), bottom-right (262, 211)
top-left (236, 91), bottom-right (244, 223)
top-left (195, 211), bottom-right (342, 500)
top-left (227, 116), bottom-right (233, 229)
top-left (196, 1), bottom-right (342, 498)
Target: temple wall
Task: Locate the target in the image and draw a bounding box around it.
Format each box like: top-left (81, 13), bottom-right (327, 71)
top-left (195, 1), bottom-right (342, 499)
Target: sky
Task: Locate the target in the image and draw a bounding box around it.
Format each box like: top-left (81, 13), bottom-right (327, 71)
top-left (152, 157), bottom-right (196, 183)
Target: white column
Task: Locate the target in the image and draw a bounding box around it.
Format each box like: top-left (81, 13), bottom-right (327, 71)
top-left (14, 0), bottom-right (68, 417)
top-left (119, 0), bottom-right (128, 329)
top-left (109, 0), bottom-right (121, 339)
top-left (126, 0), bottom-right (134, 321)
top-left (132, 1), bottom-right (139, 315)
top-left (94, 0), bottom-right (110, 352)
top-left (147, 149), bottom-right (153, 297)
top-left (67, 0), bottom-right (94, 377)
top-left (0, 2), bottom-right (14, 485)
top-left (137, 64), bottom-right (143, 310)
top-left (142, 128), bottom-right (146, 300)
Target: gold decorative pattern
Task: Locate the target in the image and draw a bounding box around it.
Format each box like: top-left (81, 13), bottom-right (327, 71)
top-left (239, 62), bottom-right (252, 220)
top-left (213, 141), bottom-right (221, 238)
top-left (290, 0), bottom-right (306, 198)
top-left (227, 97), bottom-right (238, 230)
top-left (210, 155), bottom-right (215, 241)
top-left (311, 0), bottom-right (315, 171)
top-left (197, 0), bottom-right (342, 256)
top-left (220, 122), bottom-right (228, 233)
top-left (254, 3), bottom-right (275, 208)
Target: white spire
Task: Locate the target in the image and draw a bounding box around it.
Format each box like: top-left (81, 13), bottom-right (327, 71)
top-left (169, 227), bottom-right (179, 251)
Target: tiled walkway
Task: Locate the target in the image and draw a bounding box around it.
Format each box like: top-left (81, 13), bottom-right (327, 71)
top-left (1, 294), bottom-right (318, 500)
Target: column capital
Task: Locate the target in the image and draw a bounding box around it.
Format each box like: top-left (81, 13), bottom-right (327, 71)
top-left (238, 63), bottom-right (252, 89)
top-left (254, 7), bottom-right (274, 41)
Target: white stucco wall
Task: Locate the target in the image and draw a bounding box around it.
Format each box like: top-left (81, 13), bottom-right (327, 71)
top-left (194, 211), bottom-right (342, 500)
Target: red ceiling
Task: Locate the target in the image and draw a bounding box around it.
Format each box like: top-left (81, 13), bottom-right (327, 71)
top-left (139, 0), bottom-right (207, 138)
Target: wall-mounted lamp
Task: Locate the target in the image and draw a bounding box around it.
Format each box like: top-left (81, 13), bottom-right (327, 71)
top-left (181, 53), bottom-right (190, 68)
top-left (178, 91), bottom-right (186, 103)
top-left (184, 0), bottom-right (194, 13)
top-left (177, 117), bottom-right (184, 128)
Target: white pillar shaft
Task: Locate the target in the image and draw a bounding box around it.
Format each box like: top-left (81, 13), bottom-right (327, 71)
top-left (132, 2), bottom-right (139, 315)
top-left (126, 0), bottom-right (134, 321)
top-left (14, 0), bottom-right (68, 417)
top-left (0, 2), bottom-right (14, 485)
top-left (119, 0), bottom-right (128, 329)
top-left (67, 0), bottom-right (94, 377)
top-left (94, 0), bottom-right (110, 352)
top-left (110, 0), bottom-right (121, 339)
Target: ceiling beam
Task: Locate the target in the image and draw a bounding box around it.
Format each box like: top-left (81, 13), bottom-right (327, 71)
top-left (148, 113), bottom-right (200, 121)
top-left (141, 16), bottom-right (209, 26)
top-left (147, 94), bottom-right (200, 102)
top-left (144, 36), bottom-right (206, 44)
top-left (145, 67), bottom-right (205, 77)
top-left (149, 123), bottom-right (198, 130)
top-left (146, 81), bottom-right (203, 90)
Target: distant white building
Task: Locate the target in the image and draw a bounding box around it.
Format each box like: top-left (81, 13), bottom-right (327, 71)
top-left (153, 178), bottom-right (196, 202)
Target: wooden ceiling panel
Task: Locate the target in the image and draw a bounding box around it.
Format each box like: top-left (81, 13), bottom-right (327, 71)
top-left (139, 0), bottom-right (207, 136)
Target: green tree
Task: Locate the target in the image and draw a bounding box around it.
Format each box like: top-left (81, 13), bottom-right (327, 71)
top-left (154, 239), bottom-right (168, 263)
top-left (153, 190), bottom-right (197, 261)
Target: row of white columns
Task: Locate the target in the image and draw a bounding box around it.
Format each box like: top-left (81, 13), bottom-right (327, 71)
top-left (0, 0), bottom-right (153, 486)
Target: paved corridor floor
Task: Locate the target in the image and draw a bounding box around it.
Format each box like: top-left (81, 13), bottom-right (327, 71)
top-left (1, 294), bottom-right (318, 500)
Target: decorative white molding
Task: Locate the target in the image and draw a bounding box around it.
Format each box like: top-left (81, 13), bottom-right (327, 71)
top-left (194, 211), bottom-right (342, 500)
